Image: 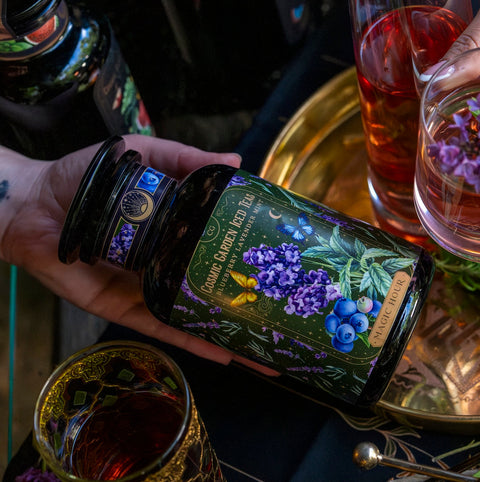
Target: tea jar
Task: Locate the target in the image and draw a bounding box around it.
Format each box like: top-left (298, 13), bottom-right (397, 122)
top-left (59, 136), bottom-right (435, 408)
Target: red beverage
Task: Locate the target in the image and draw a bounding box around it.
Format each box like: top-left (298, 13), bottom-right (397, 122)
top-left (356, 6), bottom-right (467, 238)
top-left (67, 391), bottom-right (185, 480)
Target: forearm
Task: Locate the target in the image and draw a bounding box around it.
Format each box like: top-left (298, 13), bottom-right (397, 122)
top-left (0, 146), bottom-right (50, 265)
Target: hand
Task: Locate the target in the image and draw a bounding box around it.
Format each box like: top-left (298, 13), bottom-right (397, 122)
top-left (442, 8), bottom-right (480, 60)
top-left (0, 134), bottom-right (277, 374)
top-left (418, 10), bottom-right (480, 88)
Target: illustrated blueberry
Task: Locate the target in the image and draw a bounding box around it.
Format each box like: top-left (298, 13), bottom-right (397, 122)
top-left (370, 300), bottom-right (383, 317)
top-left (325, 313), bottom-right (341, 333)
top-left (356, 296), bottom-right (373, 313)
top-left (349, 312), bottom-right (369, 333)
top-left (333, 298), bottom-right (357, 318)
top-left (331, 335), bottom-right (354, 353)
top-left (336, 323), bottom-right (356, 344)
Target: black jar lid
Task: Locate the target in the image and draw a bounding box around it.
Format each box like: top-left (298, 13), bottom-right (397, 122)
top-left (58, 136), bottom-right (140, 266)
top-left (1, 0), bottom-right (61, 38)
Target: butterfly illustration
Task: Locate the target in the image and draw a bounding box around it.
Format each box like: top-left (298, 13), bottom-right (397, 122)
top-left (276, 212), bottom-right (314, 243)
top-left (230, 271), bottom-right (258, 307)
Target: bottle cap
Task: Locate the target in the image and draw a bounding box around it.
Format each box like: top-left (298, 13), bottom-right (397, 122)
top-left (59, 136), bottom-right (176, 271)
top-left (0, 0), bottom-right (61, 39)
top-left (58, 136), bottom-right (136, 266)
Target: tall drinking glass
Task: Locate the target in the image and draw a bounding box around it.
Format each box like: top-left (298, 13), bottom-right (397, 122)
top-left (348, 0), bottom-right (471, 242)
top-left (415, 48), bottom-right (480, 262)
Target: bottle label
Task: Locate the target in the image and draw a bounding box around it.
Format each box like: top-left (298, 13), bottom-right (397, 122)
top-left (93, 34), bottom-right (155, 137)
top-left (170, 170), bottom-right (422, 404)
top-left (0, 2), bottom-right (69, 60)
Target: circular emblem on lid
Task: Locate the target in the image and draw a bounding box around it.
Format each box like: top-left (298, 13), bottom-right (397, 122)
top-left (120, 190), bottom-right (154, 222)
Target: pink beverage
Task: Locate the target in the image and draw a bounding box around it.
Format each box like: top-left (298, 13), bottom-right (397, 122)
top-left (415, 102), bottom-right (480, 260)
top-left (356, 6), bottom-right (467, 241)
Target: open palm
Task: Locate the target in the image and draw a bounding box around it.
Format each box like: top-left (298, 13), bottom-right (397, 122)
top-left (0, 134), bottom-right (275, 373)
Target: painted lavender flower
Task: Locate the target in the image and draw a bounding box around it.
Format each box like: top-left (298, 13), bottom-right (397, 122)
top-left (227, 175), bottom-right (250, 188)
top-left (107, 223), bottom-right (136, 265)
top-left (181, 277), bottom-right (208, 305)
top-left (427, 93), bottom-right (480, 193)
top-left (243, 243), bottom-right (341, 317)
top-left (243, 243), bottom-right (304, 300)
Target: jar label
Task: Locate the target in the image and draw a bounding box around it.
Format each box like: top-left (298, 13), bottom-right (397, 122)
top-left (170, 170), bottom-right (421, 404)
top-left (93, 34), bottom-right (154, 137)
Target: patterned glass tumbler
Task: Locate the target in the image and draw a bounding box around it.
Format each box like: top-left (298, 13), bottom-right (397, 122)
top-left (33, 340), bottom-right (223, 481)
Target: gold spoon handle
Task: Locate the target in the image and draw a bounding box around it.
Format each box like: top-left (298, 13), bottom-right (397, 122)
top-left (353, 442), bottom-right (477, 482)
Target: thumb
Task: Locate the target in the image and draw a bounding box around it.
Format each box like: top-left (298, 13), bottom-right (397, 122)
top-left (419, 10), bottom-right (480, 85)
top-left (443, 9), bottom-right (480, 61)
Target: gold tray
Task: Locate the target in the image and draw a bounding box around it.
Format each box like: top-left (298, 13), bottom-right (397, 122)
top-left (260, 67), bottom-right (480, 433)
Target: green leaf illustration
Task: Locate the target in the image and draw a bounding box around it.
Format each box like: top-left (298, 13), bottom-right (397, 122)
top-left (330, 226), bottom-right (356, 258)
top-left (359, 271), bottom-right (372, 292)
top-left (303, 245), bottom-right (338, 259)
top-left (303, 225), bottom-right (413, 298)
top-left (356, 332), bottom-right (371, 348)
top-left (354, 238), bottom-right (366, 258)
top-left (324, 366), bottom-right (347, 380)
top-left (367, 284), bottom-right (375, 300)
top-left (247, 339), bottom-right (274, 361)
top-left (369, 263), bottom-right (392, 297)
top-left (219, 320), bottom-right (242, 335)
top-left (339, 258), bottom-right (353, 300)
top-left (381, 258), bottom-right (414, 274)
top-left (361, 247), bottom-right (399, 259)
top-left (247, 327), bottom-right (269, 342)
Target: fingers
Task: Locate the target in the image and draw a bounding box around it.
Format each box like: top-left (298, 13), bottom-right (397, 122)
top-left (122, 134), bottom-right (242, 178)
top-left (58, 134), bottom-right (242, 184)
top-left (417, 11), bottom-right (480, 91)
top-left (442, 10), bottom-right (480, 61)
top-left (417, 10), bottom-right (480, 87)
top-left (149, 317), bottom-right (279, 376)
top-left (124, 307), bottom-right (279, 376)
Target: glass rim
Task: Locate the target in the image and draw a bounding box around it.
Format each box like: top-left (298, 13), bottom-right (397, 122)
top-left (33, 340), bottom-right (192, 482)
top-left (420, 47), bottom-right (480, 133)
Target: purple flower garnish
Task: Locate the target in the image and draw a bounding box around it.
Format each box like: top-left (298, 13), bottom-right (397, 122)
top-left (428, 92), bottom-right (480, 193)
top-left (467, 96), bottom-right (480, 117)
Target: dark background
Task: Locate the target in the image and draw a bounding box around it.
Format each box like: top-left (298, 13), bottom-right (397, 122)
top-left (84, 0), bottom-right (354, 172)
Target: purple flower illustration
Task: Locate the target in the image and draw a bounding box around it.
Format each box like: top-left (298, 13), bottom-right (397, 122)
top-left (107, 223), bottom-right (136, 265)
top-left (181, 277), bottom-right (207, 305)
top-left (243, 243), bottom-right (342, 318)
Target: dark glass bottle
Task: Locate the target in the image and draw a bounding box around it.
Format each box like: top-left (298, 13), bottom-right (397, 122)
top-left (0, 0), bottom-right (153, 159)
top-left (59, 136), bottom-right (435, 408)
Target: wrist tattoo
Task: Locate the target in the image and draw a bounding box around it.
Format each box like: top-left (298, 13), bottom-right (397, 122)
top-left (0, 180), bottom-right (9, 203)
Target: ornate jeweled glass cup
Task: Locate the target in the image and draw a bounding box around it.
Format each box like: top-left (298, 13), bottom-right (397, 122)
top-left (33, 341), bottom-right (223, 481)
top-left (348, 0), bottom-right (471, 242)
top-left (414, 48), bottom-right (480, 262)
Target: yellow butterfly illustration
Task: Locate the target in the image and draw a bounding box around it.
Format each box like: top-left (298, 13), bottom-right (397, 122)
top-left (230, 270), bottom-right (258, 307)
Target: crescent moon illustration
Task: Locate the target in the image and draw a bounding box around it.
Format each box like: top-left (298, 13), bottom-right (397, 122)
top-left (269, 209), bottom-right (282, 220)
